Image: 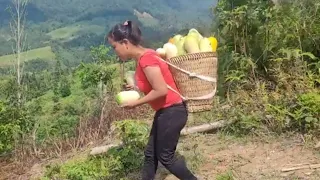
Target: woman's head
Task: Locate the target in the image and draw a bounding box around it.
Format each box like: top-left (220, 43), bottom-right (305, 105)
top-left (107, 20), bottom-right (142, 61)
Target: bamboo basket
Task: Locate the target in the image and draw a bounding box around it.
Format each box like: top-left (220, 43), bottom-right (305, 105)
top-left (119, 52), bottom-right (218, 113)
top-left (166, 52), bottom-right (218, 113)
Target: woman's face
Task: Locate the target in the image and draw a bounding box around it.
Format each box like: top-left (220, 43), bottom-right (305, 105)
top-left (108, 37), bottom-right (131, 61)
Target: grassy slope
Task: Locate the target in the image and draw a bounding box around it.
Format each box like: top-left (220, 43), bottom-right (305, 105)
top-left (47, 22), bottom-right (106, 42)
top-left (0, 46), bottom-right (56, 67)
top-left (18, 127), bottom-right (320, 180)
top-left (23, 60), bottom-right (134, 133)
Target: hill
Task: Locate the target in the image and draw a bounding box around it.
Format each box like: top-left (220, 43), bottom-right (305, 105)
top-left (0, 46), bottom-right (55, 67)
top-left (0, 0), bottom-right (217, 68)
top-left (0, 0), bottom-right (319, 179)
top-left (0, 0), bottom-right (215, 25)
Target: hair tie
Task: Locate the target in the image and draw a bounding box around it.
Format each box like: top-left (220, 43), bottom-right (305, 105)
top-left (123, 21), bottom-right (129, 26)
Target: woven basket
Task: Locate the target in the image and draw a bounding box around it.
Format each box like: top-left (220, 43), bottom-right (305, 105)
top-left (166, 52), bottom-right (218, 113)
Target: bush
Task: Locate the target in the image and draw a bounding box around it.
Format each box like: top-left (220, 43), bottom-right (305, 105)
top-left (213, 0), bottom-right (320, 136)
top-left (43, 120), bottom-right (150, 180)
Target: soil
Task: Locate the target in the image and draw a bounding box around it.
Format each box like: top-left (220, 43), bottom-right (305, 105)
top-left (163, 133), bottom-right (320, 180)
top-left (1, 133), bottom-right (319, 180)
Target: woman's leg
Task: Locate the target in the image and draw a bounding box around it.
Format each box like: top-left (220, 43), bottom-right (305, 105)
top-left (142, 112), bottom-right (159, 180)
top-left (155, 103), bottom-right (197, 180)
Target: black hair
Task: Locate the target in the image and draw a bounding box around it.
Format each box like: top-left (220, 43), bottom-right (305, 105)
top-left (107, 20), bottom-right (142, 46)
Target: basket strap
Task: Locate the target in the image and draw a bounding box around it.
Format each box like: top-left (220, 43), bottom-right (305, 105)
top-left (155, 56), bottom-right (216, 83)
top-left (167, 84), bottom-right (217, 101)
top-left (166, 85), bottom-right (187, 100)
top-left (154, 55), bottom-right (217, 100)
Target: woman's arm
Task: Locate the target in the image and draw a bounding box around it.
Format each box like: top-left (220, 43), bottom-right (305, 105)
top-left (133, 66), bottom-right (168, 107)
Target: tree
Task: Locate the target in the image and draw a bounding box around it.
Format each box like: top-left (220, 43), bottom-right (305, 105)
top-left (7, 0), bottom-right (29, 107)
top-left (89, 45), bottom-right (117, 97)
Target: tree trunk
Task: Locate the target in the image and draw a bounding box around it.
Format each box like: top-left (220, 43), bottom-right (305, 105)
top-left (9, 0), bottom-right (29, 107)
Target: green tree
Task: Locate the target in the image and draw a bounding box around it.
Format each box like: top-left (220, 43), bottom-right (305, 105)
top-left (76, 45), bottom-right (117, 98)
top-left (59, 75), bottom-right (71, 98)
top-left (212, 0), bottom-right (320, 134)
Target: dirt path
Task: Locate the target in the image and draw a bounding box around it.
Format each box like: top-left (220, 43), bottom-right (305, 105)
top-left (163, 133), bottom-right (320, 180)
top-left (1, 133), bottom-right (319, 180)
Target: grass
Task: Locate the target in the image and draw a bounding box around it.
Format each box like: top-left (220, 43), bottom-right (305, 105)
top-left (0, 46), bottom-right (56, 67)
top-left (216, 171), bottom-right (235, 180)
top-left (47, 22), bottom-right (106, 42)
top-left (47, 26), bottom-right (80, 41)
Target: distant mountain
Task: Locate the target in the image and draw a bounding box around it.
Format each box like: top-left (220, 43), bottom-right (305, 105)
top-left (0, 0), bottom-right (217, 66)
top-left (0, 0), bottom-right (216, 27)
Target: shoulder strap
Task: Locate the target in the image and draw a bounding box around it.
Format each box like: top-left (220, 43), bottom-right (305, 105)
top-left (167, 84), bottom-right (217, 101)
top-left (153, 55), bottom-right (217, 83)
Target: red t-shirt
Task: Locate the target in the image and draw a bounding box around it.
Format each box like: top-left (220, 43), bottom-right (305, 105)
top-left (135, 49), bottom-right (182, 111)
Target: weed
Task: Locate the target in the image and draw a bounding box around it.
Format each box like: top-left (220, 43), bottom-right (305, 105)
top-left (216, 170), bottom-right (234, 180)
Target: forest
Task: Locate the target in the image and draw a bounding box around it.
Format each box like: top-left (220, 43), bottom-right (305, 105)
top-left (0, 0), bottom-right (215, 65)
top-left (0, 0), bottom-right (319, 179)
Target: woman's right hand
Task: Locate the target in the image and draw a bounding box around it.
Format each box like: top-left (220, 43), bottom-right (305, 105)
top-left (122, 84), bottom-right (135, 91)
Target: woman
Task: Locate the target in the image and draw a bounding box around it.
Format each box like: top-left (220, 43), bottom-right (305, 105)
top-left (107, 20), bottom-right (198, 180)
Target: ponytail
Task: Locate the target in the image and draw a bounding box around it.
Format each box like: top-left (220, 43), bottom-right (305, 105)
top-left (108, 20), bottom-right (142, 46)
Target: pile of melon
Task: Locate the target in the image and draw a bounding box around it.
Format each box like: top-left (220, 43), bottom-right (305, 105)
top-left (156, 28), bottom-right (218, 60)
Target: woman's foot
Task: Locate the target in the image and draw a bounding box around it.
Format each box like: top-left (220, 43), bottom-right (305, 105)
top-left (195, 175), bottom-right (205, 180)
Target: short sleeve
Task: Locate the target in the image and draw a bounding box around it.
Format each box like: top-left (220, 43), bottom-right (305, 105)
top-left (139, 53), bottom-right (160, 68)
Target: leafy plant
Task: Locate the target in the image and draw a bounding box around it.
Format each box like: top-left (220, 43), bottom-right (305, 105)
top-left (42, 119), bottom-right (150, 179)
top-left (213, 0), bottom-right (320, 136)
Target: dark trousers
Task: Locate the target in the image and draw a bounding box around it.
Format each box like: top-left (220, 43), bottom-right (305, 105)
top-left (141, 102), bottom-right (197, 180)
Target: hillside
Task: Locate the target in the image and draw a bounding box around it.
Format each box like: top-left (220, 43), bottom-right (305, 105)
top-left (0, 0), bottom-right (319, 179)
top-left (0, 46), bottom-right (55, 66)
top-left (0, 0), bottom-right (215, 25)
top-left (0, 0), bottom-right (217, 69)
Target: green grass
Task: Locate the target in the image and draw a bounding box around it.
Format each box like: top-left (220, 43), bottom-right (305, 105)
top-left (0, 46), bottom-right (56, 67)
top-left (47, 26), bottom-right (80, 41)
top-left (47, 22), bottom-right (106, 42)
top-left (216, 171), bottom-right (235, 180)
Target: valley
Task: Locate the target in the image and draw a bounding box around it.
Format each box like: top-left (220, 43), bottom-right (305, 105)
top-left (0, 0), bottom-right (319, 180)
